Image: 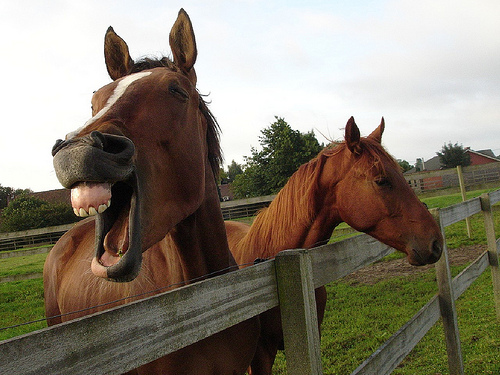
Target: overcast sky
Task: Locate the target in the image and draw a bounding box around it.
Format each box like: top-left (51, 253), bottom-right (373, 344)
top-left (1, 0), bottom-right (499, 192)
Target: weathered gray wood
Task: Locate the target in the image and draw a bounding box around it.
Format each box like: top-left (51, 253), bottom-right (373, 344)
top-left (457, 166), bottom-right (472, 237)
top-left (480, 193), bottom-right (500, 320)
top-left (489, 189), bottom-right (500, 205)
top-left (309, 234), bottom-right (394, 289)
top-left (352, 294), bottom-right (441, 375)
top-left (275, 249), bottom-right (323, 375)
top-left (0, 224), bottom-right (74, 240)
top-left (452, 251), bottom-right (490, 299)
top-left (435, 213), bottom-right (464, 375)
top-left (0, 261), bottom-right (277, 375)
top-left (439, 197), bottom-right (481, 227)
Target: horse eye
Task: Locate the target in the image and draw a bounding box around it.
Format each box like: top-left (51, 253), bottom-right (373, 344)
top-left (375, 177), bottom-right (391, 188)
top-left (169, 84), bottom-right (189, 101)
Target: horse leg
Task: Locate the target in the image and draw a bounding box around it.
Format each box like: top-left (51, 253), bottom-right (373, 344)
top-left (315, 286), bottom-right (327, 331)
top-left (248, 337), bottom-right (278, 375)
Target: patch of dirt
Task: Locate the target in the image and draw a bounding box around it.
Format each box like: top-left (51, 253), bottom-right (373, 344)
top-left (343, 245), bottom-right (488, 285)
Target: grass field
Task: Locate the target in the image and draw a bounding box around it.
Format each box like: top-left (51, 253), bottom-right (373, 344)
top-left (0, 188), bottom-right (499, 373)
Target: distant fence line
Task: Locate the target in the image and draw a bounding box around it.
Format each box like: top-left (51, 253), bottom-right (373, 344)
top-left (405, 162), bottom-right (500, 193)
top-left (1, 190), bottom-right (499, 374)
top-left (3, 164), bottom-right (500, 253)
top-left (0, 196), bottom-right (276, 253)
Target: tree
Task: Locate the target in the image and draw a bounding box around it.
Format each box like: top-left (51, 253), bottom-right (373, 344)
top-left (397, 159), bottom-right (413, 173)
top-left (437, 142), bottom-right (471, 169)
top-left (0, 185), bottom-right (32, 209)
top-left (232, 117), bottom-right (323, 198)
top-left (226, 160), bottom-right (243, 183)
top-left (0, 195), bottom-right (79, 232)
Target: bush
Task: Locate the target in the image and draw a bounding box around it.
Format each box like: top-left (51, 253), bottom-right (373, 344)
top-left (0, 195), bottom-right (79, 232)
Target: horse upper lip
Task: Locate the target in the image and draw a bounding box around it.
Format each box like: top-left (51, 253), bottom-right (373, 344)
top-left (52, 132), bottom-right (135, 189)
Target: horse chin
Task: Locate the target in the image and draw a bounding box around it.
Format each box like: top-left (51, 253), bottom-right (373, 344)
top-left (406, 247), bottom-right (434, 266)
top-left (91, 177), bottom-right (143, 282)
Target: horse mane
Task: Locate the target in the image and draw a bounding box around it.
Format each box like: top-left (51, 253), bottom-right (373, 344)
top-left (242, 135), bottom-right (400, 255)
top-left (130, 56), bottom-right (222, 178)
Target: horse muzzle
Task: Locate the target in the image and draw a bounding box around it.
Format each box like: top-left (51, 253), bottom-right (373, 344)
top-left (407, 237), bottom-right (443, 266)
top-left (52, 131), bottom-right (143, 282)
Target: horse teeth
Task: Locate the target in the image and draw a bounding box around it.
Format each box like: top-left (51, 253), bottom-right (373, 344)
top-left (98, 204), bottom-right (108, 214)
top-left (73, 208), bottom-right (79, 216)
top-left (88, 207), bottom-right (98, 216)
top-left (107, 199), bottom-right (111, 208)
top-left (79, 208), bottom-right (89, 217)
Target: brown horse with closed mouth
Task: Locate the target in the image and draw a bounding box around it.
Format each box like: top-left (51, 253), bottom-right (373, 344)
top-left (225, 117), bottom-right (443, 374)
top-left (44, 9), bottom-right (259, 374)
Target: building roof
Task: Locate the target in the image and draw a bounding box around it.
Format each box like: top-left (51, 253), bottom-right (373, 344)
top-left (404, 149), bottom-right (499, 174)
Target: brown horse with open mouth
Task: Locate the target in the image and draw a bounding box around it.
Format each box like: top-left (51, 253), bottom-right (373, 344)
top-left (44, 9), bottom-right (259, 374)
top-left (226, 117), bottom-right (443, 374)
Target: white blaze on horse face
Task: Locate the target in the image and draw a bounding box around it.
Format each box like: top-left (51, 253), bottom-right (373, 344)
top-left (65, 71), bottom-right (152, 140)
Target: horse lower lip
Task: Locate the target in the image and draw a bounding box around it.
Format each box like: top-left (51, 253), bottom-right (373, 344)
top-left (93, 175), bottom-right (142, 282)
top-left (410, 248), bottom-right (427, 266)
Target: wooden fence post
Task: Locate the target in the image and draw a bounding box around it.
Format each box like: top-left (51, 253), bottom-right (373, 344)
top-left (457, 165), bottom-right (472, 238)
top-left (433, 210), bottom-right (465, 375)
top-left (275, 249), bottom-right (323, 375)
top-left (480, 193), bottom-right (500, 320)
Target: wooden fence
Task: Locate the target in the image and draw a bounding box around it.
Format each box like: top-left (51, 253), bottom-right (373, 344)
top-left (1, 191), bottom-right (499, 374)
top-left (405, 162), bottom-right (500, 193)
top-left (220, 194), bottom-right (274, 220)
top-left (0, 224), bottom-right (73, 252)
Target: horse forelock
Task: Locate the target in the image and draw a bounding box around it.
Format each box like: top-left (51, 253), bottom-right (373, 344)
top-left (321, 137), bottom-right (399, 178)
top-left (131, 56), bottom-right (222, 179)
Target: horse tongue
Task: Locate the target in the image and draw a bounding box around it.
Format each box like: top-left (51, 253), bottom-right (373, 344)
top-left (71, 182), bottom-right (112, 216)
top-left (102, 209), bottom-right (130, 267)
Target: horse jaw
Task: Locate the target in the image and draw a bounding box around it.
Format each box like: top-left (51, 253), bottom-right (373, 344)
top-left (91, 176), bottom-right (143, 282)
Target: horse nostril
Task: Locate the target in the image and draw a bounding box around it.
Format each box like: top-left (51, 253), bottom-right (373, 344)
top-left (52, 139), bottom-right (66, 156)
top-left (431, 240), bottom-right (443, 261)
top-left (90, 131), bottom-right (106, 150)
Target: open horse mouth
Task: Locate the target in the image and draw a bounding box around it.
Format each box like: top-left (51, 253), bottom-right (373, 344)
top-left (52, 131), bottom-right (142, 282)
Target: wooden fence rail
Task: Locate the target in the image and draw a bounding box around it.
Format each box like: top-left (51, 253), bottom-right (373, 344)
top-left (1, 190), bottom-right (499, 374)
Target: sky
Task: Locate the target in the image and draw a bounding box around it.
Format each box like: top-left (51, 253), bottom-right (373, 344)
top-left (1, 0), bottom-right (499, 192)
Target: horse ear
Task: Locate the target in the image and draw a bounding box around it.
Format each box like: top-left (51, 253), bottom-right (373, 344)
top-left (345, 117), bottom-right (362, 155)
top-left (169, 9), bottom-right (198, 82)
top-left (368, 117), bottom-right (385, 144)
top-left (104, 27), bottom-right (134, 81)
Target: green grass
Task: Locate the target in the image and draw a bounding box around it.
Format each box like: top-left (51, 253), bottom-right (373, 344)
top-left (272, 268), bottom-right (499, 374)
top-left (0, 253), bottom-right (47, 278)
top-left (1, 187), bottom-right (499, 373)
top-left (0, 278), bottom-right (46, 341)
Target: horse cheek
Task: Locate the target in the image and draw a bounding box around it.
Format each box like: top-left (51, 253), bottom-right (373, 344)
top-left (337, 181), bottom-right (381, 231)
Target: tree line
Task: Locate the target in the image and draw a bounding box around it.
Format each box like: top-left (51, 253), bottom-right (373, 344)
top-left (219, 117), bottom-right (471, 199)
top-left (0, 186), bottom-right (79, 233)
top-left (1, 117), bottom-right (471, 232)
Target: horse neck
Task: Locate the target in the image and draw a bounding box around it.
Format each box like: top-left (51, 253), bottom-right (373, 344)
top-left (240, 152), bottom-right (344, 259)
top-left (167, 166), bottom-right (234, 281)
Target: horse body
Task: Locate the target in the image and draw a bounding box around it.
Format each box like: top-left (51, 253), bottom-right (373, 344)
top-left (44, 9), bottom-right (259, 374)
top-left (226, 117), bottom-right (443, 374)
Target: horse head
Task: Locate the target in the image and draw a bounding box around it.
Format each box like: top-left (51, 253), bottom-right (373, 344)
top-left (52, 9), bottom-right (220, 282)
top-left (322, 117), bottom-right (443, 265)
